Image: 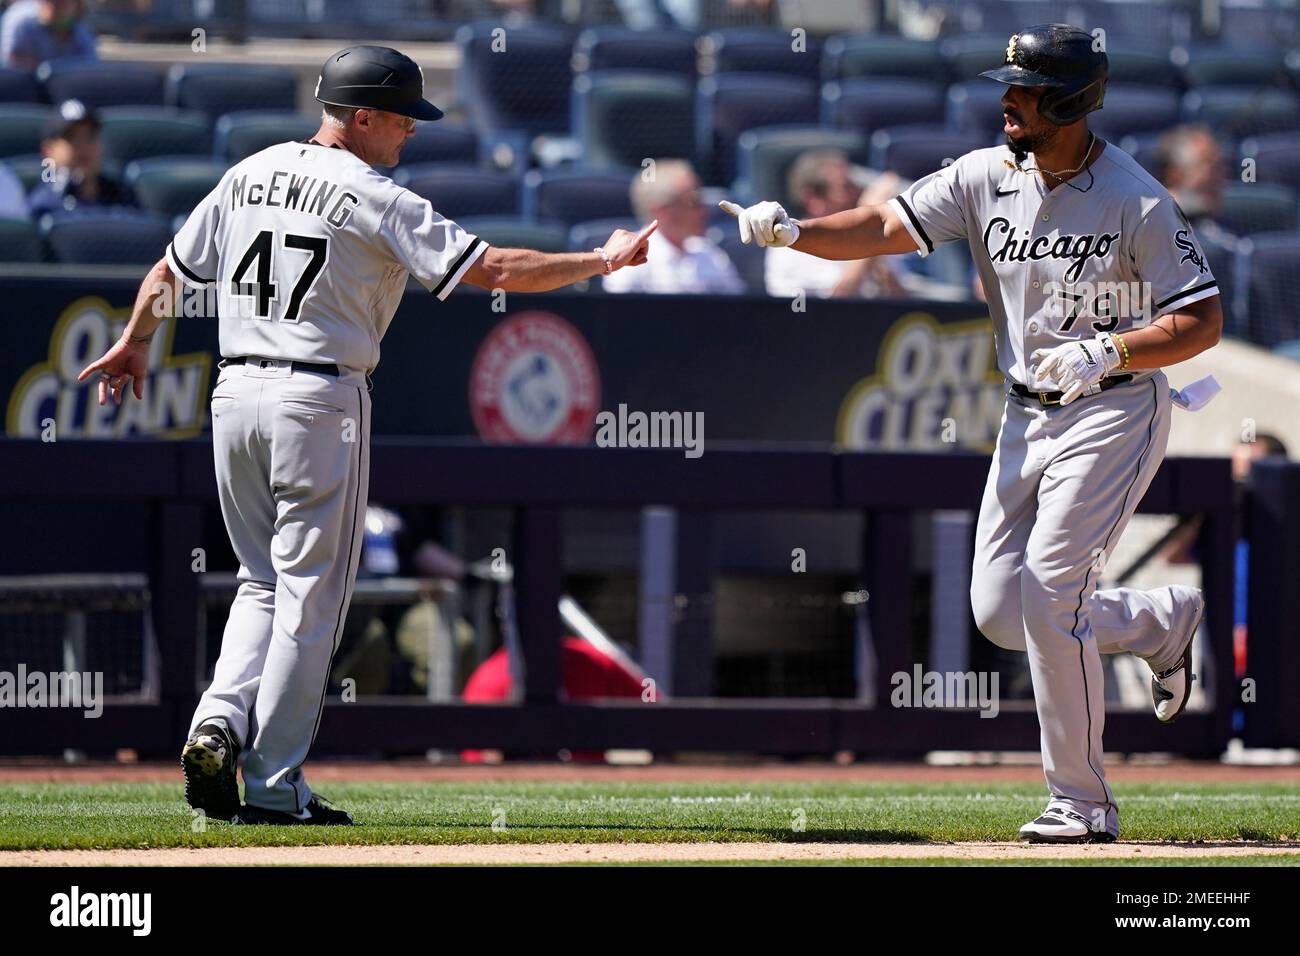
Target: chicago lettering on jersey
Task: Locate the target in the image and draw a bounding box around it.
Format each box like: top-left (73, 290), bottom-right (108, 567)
top-left (229, 170), bottom-right (359, 228)
top-left (982, 216), bottom-right (1120, 283)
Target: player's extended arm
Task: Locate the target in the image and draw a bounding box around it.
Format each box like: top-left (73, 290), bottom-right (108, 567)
top-left (1115, 295), bottom-right (1223, 369)
top-left (76, 256), bottom-right (179, 406)
top-left (719, 200), bottom-right (918, 260)
top-left (462, 221), bottom-right (657, 293)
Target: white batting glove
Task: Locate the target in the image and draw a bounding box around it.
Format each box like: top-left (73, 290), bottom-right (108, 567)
top-left (1030, 333), bottom-right (1123, 406)
top-left (718, 199), bottom-right (800, 248)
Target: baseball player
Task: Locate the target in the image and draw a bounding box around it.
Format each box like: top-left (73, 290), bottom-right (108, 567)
top-left (79, 46), bottom-right (656, 824)
top-left (723, 24), bottom-right (1220, 843)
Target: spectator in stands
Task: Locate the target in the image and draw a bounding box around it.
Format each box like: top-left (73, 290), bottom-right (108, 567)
top-left (603, 159), bottom-right (744, 295)
top-left (0, 0), bottom-right (97, 71)
top-left (0, 162), bottom-right (30, 219)
top-left (765, 150), bottom-right (907, 299)
top-left (28, 99), bottom-right (135, 217)
top-left (1154, 125), bottom-right (1235, 240)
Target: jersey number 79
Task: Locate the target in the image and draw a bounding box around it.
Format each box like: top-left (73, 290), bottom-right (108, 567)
top-left (230, 230), bottom-right (328, 323)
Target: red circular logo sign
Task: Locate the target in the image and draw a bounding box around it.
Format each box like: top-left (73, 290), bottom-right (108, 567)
top-left (469, 312), bottom-right (601, 444)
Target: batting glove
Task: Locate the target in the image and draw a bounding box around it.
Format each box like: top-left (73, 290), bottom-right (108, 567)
top-left (1030, 333), bottom-right (1123, 406)
top-left (718, 200), bottom-right (800, 248)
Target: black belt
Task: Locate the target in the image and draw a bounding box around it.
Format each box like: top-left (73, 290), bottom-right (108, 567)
top-left (224, 357), bottom-right (340, 377)
top-left (1011, 374), bottom-right (1133, 406)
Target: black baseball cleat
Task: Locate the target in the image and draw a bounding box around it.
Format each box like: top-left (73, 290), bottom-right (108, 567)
top-left (234, 795), bottom-right (354, 826)
top-left (1152, 587), bottom-right (1205, 723)
top-left (182, 722), bottom-right (241, 822)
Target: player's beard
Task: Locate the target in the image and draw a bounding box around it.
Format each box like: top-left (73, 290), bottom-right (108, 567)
top-left (1006, 121), bottom-right (1060, 163)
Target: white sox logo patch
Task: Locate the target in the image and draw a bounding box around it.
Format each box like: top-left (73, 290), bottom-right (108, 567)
top-left (1174, 229), bottom-right (1207, 274)
top-left (983, 217), bottom-right (1121, 283)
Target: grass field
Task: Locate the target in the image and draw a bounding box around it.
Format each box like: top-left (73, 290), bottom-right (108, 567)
top-left (1, 778), bottom-right (1297, 864)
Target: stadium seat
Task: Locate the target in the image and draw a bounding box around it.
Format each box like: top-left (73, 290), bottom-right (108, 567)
top-left (1239, 132), bottom-right (1300, 190)
top-left (946, 80), bottom-right (1007, 135)
top-left (567, 217), bottom-right (638, 253)
top-left (1196, 230), bottom-right (1241, 334)
top-left (1183, 87), bottom-right (1299, 140)
top-left (37, 59), bottom-right (166, 109)
top-left (869, 126), bottom-right (989, 182)
top-left (707, 224), bottom-right (764, 294)
top-left (1215, 3), bottom-right (1300, 48)
top-left (822, 78), bottom-right (947, 137)
top-left (0, 67), bottom-right (43, 104)
top-left (392, 164), bottom-right (520, 219)
top-left (1177, 46), bottom-right (1291, 89)
top-left (0, 217), bottom-right (42, 262)
top-left (2, 154), bottom-right (44, 191)
top-left (821, 34), bottom-right (940, 82)
top-left (940, 34), bottom-right (1012, 83)
top-left (1239, 231), bottom-right (1300, 346)
top-left (521, 168), bottom-right (634, 227)
top-left (1087, 0), bottom-right (1195, 47)
top-left (167, 63), bottom-right (298, 118)
top-left (1116, 130), bottom-right (1164, 177)
top-left (458, 216), bottom-right (569, 254)
top-left (455, 21), bottom-right (573, 139)
top-left (573, 27), bottom-right (698, 77)
top-left (40, 210), bottom-right (172, 265)
top-left (0, 105), bottom-right (47, 158)
top-left (1090, 85), bottom-right (1182, 141)
top-left (573, 71), bottom-right (695, 172)
top-left (1106, 47), bottom-right (1181, 90)
top-left (98, 107), bottom-right (212, 166)
top-left (1219, 183), bottom-right (1298, 235)
top-left (213, 111), bottom-right (318, 163)
top-left (698, 28), bottom-right (822, 82)
top-left (734, 126), bottom-right (867, 209)
top-left (389, 121), bottom-right (478, 167)
top-left (697, 73), bottom-right (819, 186)
top-left (123, 157), bottom-right (228, 220)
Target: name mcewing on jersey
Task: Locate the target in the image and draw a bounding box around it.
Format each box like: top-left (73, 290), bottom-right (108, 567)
top-left (229, 169), bottom-right (359, 228)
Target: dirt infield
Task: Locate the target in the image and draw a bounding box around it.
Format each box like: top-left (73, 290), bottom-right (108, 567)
top-left (4, 841), bottom-right (1298, 866)
top-left (2, 758), bottom-right (1297, 785)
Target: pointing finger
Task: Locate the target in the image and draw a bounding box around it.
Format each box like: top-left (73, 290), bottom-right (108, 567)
top-left (636, 219), bottom-right (659, 242)
top-left (718, 200), bottom-right (743, 218)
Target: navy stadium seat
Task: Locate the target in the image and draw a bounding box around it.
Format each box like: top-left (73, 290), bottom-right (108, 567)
top-left (167, 63), bottom-right (298, 118)
top-left (1239, 231), bottom-right (1300, 345)
top-left (699, 28), bottom-right (822, 81)
top-left (870, 126), bottom-right (989, 182)
top-left (822, 78), bottom-right (947, 137)
top-left (940, 34), bottom-right (1012, 83)
top-left (1219, 183), bottom-right (1298, 235)
top-left (455, 21), bottom-right (573, 139)
top-left (0, 105), bottom-right (47, 158)
top-left (821, 34), bottom-right (940, 82)
top-left (1091, 85), bottom-right (1182, 141)
top-left (37, 59), bottom-right (166, 109)
top-left (573, 71), bottom-right (695, 172)
top-left (213, 111), bottom-right (317, 163)
top-left (124, 157), bottom-right (228, 220)
top-left (573, 27), bottom-right (698, 77)
top-left (1240, 132), bottom-right (1300, 191)
top-left (1178, 46), bottom-right (1291, 89)
top-left (0, 217), bottom-right (42, 262)
top-left (697, 73), bottom-right (818, 186)
top-left (389, 121), bottom-right (478, 167)
top-left (522, 168), bottom-right (633, 226)
top-left (1116, 130), bottom-right (1165, 177)
top-left (0, 67), bottom-right (43, 104)
top-left (946, 80), bottom-right (1007, 136)
top-left (1215, 3), bottom-right (1300, 48)
top-left (393, 164), bottom-right (520, 219)
top-left (40, 210), bottom-right (172, 265)
top-left (567, 217), bottom-right (637, 253)
top-left (707, 224), bottom-right (764, 294)
top-left (1183, 87), bottom-right (1299, 140)
top-left (1107, 47), bottom-right (1181, 90)
top-left (3, 154), bottom-right (44, 191)
top-left (459, 216), bottom-right (569, 254)
top-left (734, 126), bottom-right (867, 209)
top-left (99, 107), bottom-right (213, 165)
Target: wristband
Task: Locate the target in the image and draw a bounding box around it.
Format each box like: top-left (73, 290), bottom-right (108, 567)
top-left (1113, 333), bottom-right (1130, 370)
top-left (593, 247), bottom-right (613, 275)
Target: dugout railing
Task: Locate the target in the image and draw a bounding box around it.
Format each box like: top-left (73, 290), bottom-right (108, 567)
top-left (2, 439), bottom-right (1295, 757)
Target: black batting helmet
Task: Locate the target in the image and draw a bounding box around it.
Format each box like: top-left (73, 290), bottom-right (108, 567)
top-left (315, 45), bottom-right (444, 121)
top-left (980, 24), bottom-right (1107, 126)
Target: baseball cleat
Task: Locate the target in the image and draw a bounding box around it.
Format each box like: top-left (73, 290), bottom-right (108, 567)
top-left (1152, 588), bottom-right (1205, 723)
top-left (1018, 806), bottom-right (1116, 844)
top-left (182, 722), bottom-right (241, 822)
top-left (234, 795), bottom-right (354, 826)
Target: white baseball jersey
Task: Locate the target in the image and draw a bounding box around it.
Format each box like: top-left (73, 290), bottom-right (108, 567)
top-left (888, 143), bottom-right (1219, 388)
top-left (166, 139), bottom-right (486, 372)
